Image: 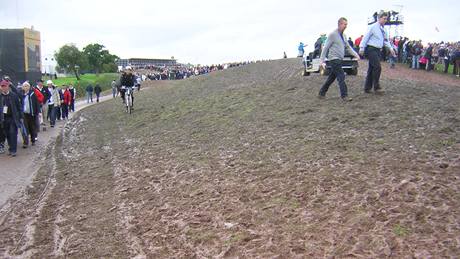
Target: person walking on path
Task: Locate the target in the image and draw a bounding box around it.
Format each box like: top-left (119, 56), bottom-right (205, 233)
top-left (38, 80), bottom-right (51, 131)
top-left (111, 80), bottom-right (117, 98)
top-left (48, 84), bottom-right (61, 128)
top-left (318, 17), bottom-right (360, 101)
top-left (86, 84), bottom-right (93, 103)
top-left (69, 84), bottom-right (76, 112)
top-left (62, 85), bottom-right (72, 120)
top-left (359, 11), bottom-right (396, 94)
top-left (21, 82), bottom-right (40, 148)
top-left (0, 80), bottom-right (23, 157)
top-left (94, 84), bottom-right (102, 103)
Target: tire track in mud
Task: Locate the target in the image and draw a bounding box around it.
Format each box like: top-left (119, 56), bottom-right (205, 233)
top-left (0, 139), bottom-right (59, 258)
top-left (108, 120), bottom-right (148, 258)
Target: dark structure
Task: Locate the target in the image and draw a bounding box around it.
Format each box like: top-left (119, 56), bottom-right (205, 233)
top-left (367, 10), bottom-right (405, 38)
top-left (368, 10), bottom-right (404, 26)
top-left (117, 58), bottom-right (176, 68)
top-left (0, 28), bottom-right (42, 83)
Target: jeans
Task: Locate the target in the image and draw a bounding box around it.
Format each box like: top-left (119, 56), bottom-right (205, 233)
top-left (23, 113), bottom-right (37, 144)
top-left (47, 104), bottom-right (53, 121)
top-left (319, 59), bottom-right (348, 98)
top-left (365, 46), bottom-right (382, 91)
top-left (49, 104), bottom-right (57, 126)
top-left (443, 58), bottom-right (450, 73)
top-left (390, 56), bottom-right (396, 68)
top-left (61, 104), bottom-right (69, 119)
top-left (425, 58), bottom-right (432, 71)
top-left (56, 105), bottom-right (61, 120)
top-left (412, 55), bottom-right (420, 69)
top-left (41, 104), bottom-right (48, 126)
top-left (0, 117), bottom-right (18, 153)
top-left (86, 92), bottom-right (93, 103)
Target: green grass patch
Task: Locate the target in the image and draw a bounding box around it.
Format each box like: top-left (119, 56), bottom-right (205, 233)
top-left (43, 73), bottom-right (119, 98)
top-left (393, 224), bottom-right (409, 237)
top-left (434, 63), bottom-right (454, 74)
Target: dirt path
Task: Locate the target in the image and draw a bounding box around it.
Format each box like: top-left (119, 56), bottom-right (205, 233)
top-left (0, 93), bottom-right (120, 208)
top-left (0, 59), bottom-right (459, 257)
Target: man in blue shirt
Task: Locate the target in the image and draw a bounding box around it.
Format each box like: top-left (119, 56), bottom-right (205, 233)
top-left (359, 11), bottom-right (395, 94)
top-left (298, 42), bottom-right (307, 57)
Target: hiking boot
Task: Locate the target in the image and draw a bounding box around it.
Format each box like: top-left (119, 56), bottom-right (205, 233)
top-left (342, 96), bottom-right (353, 102)
top-left (364, 90), bottom-right (372, 94)
top-left (9, 152), bottom-right (16, 157)
top-left (0, 146), bottom-right (5, 154)
top-left (318, 94), bottom-right (326, 99)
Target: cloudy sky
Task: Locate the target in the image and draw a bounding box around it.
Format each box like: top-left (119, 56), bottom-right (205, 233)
top-left (1, 0), bottom-right (459, 65)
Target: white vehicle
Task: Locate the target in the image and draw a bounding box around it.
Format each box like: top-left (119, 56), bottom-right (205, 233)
top-left (303, 53), bottom-right (359, 76)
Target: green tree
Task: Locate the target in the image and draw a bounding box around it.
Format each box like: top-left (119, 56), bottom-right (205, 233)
top-left (54, 44), bottom-right (86, 80)
top-left (83, 43), bottom-right (119, 74)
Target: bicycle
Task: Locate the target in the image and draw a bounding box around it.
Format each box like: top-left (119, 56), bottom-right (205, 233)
top-left (122, 86), bottom-right (134, 114)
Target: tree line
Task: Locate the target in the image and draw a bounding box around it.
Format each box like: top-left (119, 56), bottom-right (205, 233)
top-left (54, 43), bottom-right (119, 79)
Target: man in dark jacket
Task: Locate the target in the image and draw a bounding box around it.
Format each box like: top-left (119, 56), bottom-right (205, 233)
top-left (21, 82), bottom-right (40, 147)
top-left (0, 80), bottom-right (23, 156)
top-left (86, 84), bottom-right (94, 103)
top-left (94, 84), bottom-right (102, 102)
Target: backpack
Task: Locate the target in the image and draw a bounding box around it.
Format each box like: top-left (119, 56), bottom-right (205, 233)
top-left (34, 87), bottom-right (44, 104)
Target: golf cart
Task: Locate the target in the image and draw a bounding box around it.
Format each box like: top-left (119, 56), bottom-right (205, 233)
top-left (302, 52), bottom-right (359, 76)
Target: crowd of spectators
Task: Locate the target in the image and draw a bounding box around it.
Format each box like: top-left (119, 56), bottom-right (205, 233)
top-left (132, 61), bottom-right (257, 81)
top-left (0, 77), bottom-right (76, 157)
top-left (351, 35), bottom-right (460, 76)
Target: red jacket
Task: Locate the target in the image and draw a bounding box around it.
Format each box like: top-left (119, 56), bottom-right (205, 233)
top-left (63, 89), bottom-right (72, 105)
top-left (355, 36), bottom-right (363, 48)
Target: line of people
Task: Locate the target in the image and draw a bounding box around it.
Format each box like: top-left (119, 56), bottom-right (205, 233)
top-left (0, 77), bottom-right (76, 157)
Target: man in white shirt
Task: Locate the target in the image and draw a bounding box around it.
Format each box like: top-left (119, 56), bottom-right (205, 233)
top-left (359, 11), bottom-right (395, 94)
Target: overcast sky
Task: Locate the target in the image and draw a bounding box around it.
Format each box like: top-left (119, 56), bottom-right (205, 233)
top-left (1, 0), bottom-right (459, 65)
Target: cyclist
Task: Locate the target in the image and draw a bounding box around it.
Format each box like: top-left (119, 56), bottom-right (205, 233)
top-left (119, 66), bottom-right (136, 106)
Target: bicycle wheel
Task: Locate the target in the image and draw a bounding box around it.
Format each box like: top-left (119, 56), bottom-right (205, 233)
top-left (127, 94), bottom-right (132, 114)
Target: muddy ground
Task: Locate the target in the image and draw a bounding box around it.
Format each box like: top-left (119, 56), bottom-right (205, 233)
top-left (0, 58), bottom-right (459, 258)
